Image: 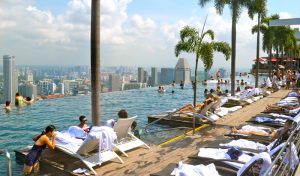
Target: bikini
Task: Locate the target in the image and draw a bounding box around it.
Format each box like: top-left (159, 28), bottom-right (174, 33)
top-left (24, 144), bottom-right (46, 166)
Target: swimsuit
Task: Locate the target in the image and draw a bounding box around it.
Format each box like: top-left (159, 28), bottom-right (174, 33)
top-left (24, 144), bottom-right (46, 166)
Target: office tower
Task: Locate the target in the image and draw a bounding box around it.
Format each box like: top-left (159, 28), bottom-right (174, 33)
top-left (174, 58), bottom-right (191, 83)
top-left (108, 74), bottom-right (121, 92)
top-left (161, 68), bottom-right (174, 85)
top-left (3, 55), bottom-right (18, 103)
top-left (150, 67), bottom-right (158, 86)
top-left (143, 70), bottom-right (149, 84)
top-left (137, 67), bottom-right (144, 83)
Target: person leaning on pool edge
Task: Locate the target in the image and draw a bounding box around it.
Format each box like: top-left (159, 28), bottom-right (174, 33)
top-left (23, 125), bottom-right (56, 175)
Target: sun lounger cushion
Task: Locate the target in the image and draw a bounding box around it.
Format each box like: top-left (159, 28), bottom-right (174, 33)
top-left (170, 161), bottom-right (220, 176)
top-left (255, 117), bottom-right (287, 124)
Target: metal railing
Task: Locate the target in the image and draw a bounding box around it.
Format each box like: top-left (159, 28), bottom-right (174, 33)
top-left (263, 123), bottom-right (300, 176)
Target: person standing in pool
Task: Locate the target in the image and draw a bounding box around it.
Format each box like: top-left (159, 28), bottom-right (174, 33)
top-left (5, 101), bottom-right (11, 113)
top-left (180, 80), bottom-right (184, 89)
top-left (15, 92), bottom-right (24, 107)
top-left (23, 125), bottom-right (56, 175)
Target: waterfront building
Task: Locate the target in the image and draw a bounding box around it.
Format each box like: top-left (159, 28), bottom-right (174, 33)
top-left (19, 83), bottom-right (37, 100)
top-left (161, 68), bottom-right (174, 85)
top-left (137, 67), bottom-right (144, 83)
top-left (57, 83), bottom-right (64, 94)
top-left (150, 67), bottom-right (158, 87)
top-left (108, 74), bottom-right (121, 92)
top-left (63, 80), bottom-right (80, 95)
top-left (174, 58), bottom-right (191, 83)
top-left (37, 79), bottom-right (52, 95)
top-left (3, 55), bottom-right (18, 103)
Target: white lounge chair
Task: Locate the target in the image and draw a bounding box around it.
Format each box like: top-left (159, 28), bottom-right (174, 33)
top-left (184, 101), bottom-right (220, 122)
top-left (56, 127), bottom-right (124, 175)
top-left (113, 116), bottom-right (150, 157)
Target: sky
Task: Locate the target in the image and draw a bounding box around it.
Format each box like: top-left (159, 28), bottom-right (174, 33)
top-left (0, 0), bottom-right (299, 70)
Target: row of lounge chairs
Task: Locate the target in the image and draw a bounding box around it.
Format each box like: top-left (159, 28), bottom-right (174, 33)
top-left (45, 116), bottom-right (150, 175)
top-left (151, 90), bottom-right (300, 176)
top-left (180, 88), bottom-right (265, 123)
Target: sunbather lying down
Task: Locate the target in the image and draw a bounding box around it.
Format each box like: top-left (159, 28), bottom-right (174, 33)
top-left (265, 104), bottom-right (298, 111)
top-left (179, 103), bottom-right (203, 113)
top-left (231, 120), bottom-right (293, 139)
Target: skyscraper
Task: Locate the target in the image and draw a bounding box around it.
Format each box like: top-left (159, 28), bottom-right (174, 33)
top-left (108, 74), bottom-right (121, 92)
top-left (161, 68), bottom-right (174, 85)
top-left (137, 67), bottom-right (144, 83)
top-left (150, 67), bottom-right (158, 86)
top-left (174, 58), bottom-right (191, 83)
top-left (3, 55), bottom-right (18, 103)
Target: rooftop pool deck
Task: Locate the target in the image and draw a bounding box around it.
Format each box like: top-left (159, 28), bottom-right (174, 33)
top-left (0, 74), bottom-right (268, 175)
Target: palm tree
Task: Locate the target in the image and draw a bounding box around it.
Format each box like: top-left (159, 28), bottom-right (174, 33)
top-left (252, 14), bottom-right (279, 78)
top-left (175, 26), bottom-right (231, 133)
top-left (248, 0), bottom-right (267, 87)
top-left (199, 0), bottom-right (264, 95)
top-left (91, 0), bottom-right (101, 126)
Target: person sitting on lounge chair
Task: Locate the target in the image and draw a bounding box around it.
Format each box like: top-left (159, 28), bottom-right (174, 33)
top-left (179, 104), bottom-right (203, 113)
top-left (78, 115), bottom-right (89, 133)
top-left (231, 120), bottom-right (293, 139)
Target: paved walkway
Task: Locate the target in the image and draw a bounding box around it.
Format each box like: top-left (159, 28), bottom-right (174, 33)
top-left (91, 89), bottom-right (290, 176)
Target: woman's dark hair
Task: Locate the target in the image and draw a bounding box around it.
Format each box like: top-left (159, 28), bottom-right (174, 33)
top-left (118, 109), bottom-right (128, 118)
top-left (15, 92), bottom-right (20, 96)
top-left (26, 97), bottom-right (32, 101)
top-left (5, 101), bottom-right (10, 106)
top-left (33, 125), bottom-right (56, 141)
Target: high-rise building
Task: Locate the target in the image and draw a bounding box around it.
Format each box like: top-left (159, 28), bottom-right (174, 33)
top-left (150, 67), bottom-right (158, 86)
top-left (174, 58), bottom-right (191, 83)
top-left (161, 68), bottom-right (174, 85)
top-left (3, 55), bottom-right (18, 103)
top-left (144, 70), bottom-right (149, 84)
top-left (137, 67), bottom-right (144, 83)
top-left (108, 74), bottom-right (121, 92)
top-left (37, 80), bottom-right (52, 95)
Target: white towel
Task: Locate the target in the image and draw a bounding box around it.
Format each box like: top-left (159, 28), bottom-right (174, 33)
top-left (171, 161), bottom-right (220, 176)
top-left (283, 143), bottom-right (299, 172)
top-left (219, 139), bottom-right (266, 151)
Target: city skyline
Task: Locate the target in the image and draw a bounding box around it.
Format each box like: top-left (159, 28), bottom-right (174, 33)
top-left (0, 0), bottom-right (299, 69)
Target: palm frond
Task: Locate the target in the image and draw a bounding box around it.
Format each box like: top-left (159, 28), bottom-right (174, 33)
top-left (213, 41), bottom-right (231, 60)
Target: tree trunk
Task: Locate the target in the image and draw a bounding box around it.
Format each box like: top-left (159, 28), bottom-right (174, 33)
top-left (91, 0), bottom-right (101, 126)
top-left (231, 1), bottom-right (237, 96)
top-left (255, 14), bottom-right (260, 88)
top-left (193, 57), bottom-right (199, 134)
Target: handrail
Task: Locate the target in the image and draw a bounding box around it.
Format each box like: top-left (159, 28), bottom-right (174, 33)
top-left (262, 123), bottom-right (300, 176)
top-left (6, 150), bottom-right (12, 176)
top-left (144, 104), bottom-right (193, 132)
